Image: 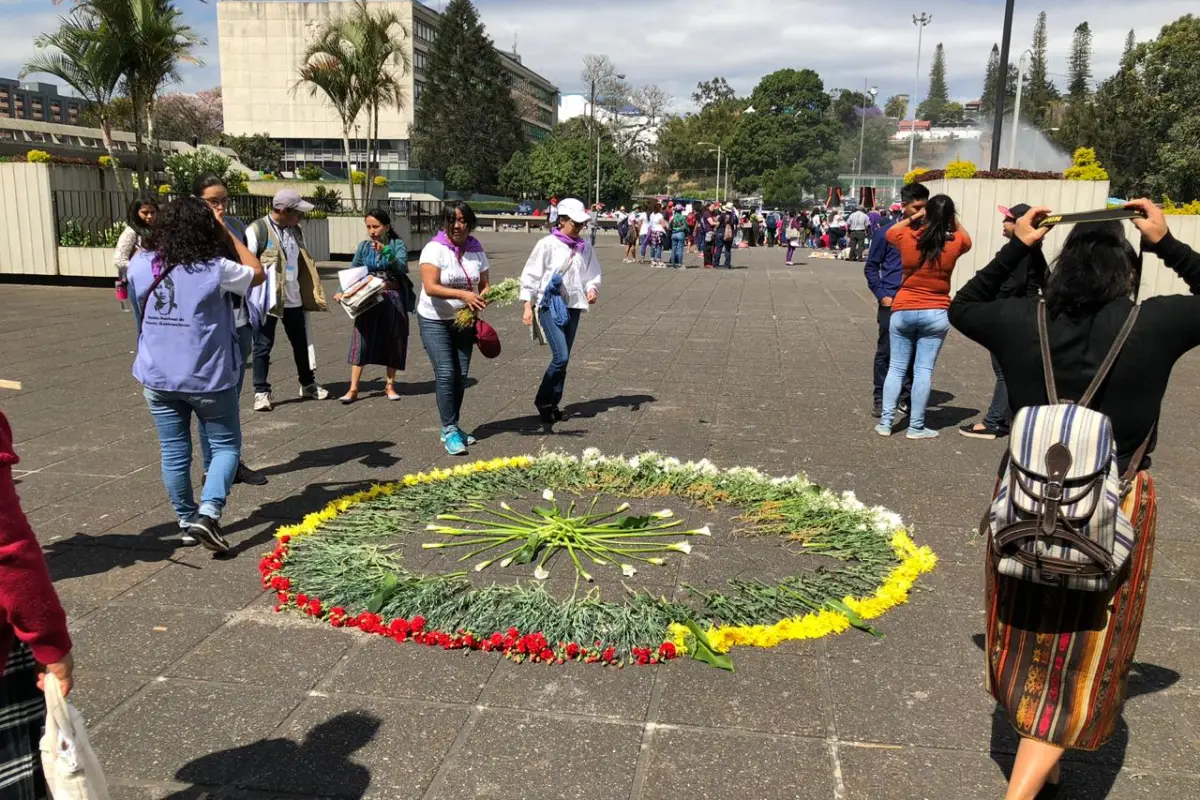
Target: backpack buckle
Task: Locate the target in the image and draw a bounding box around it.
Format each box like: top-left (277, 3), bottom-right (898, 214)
top-left (1043, 481), bottom-right (1064, 502)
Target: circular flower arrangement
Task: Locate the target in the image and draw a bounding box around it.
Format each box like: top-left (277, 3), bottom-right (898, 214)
top-left (259, 450), bottom-right (937, 668)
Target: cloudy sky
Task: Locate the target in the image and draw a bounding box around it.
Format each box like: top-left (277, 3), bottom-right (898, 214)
top-left (6, 0), bottom-right (1194, 113)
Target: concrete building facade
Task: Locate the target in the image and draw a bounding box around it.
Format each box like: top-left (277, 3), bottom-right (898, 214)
top-left (217, 0), bottom-right (558, 177)
top-left (0, 79), bottom-right (90, 125)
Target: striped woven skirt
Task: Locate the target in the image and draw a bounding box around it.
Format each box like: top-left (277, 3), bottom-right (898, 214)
top-left (348, 289), bottom-right (409, 371)
top-left (986, 471), bottom-right (1156, 750)
top-left (0, 641), bottom-right (46, 800)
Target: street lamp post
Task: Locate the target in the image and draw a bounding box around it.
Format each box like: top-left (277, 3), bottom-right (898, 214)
top-left (1008, 50), bottom-right (1031, 167)
top-left (589, 70), bottom-right (624, 207)
top-left (906, 13), bottom-right (932, 174)
top-left (989, 0), bottom-right (1017, 170)
top-left (697, 141), bottom-right (721, 203)
top-left (594, 134), bottom-right (602, 210)
top-left (856, 81), bottom-right (878, 197)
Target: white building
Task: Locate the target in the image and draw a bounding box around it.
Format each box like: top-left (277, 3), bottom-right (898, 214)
top-left (557, 92), bottom-right (661, 161)
top-left (217, 0), bottom-right (558, 179)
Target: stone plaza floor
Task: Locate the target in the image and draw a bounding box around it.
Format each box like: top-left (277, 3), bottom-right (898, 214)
top-left (2, 232), bottom-right (1199, 799)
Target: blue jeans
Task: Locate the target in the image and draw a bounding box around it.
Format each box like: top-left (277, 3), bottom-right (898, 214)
top-left (199, 325), bottom-right (253, 467)
top-left (419, 315), bottom-right (474, 429)
top-left (144, 387), bottom-right (241, 524)
top-left (669, 231), bottom-right (685, 265)
top-left (983, 354), bottom-right (1011, 430)
top-left (640, 233), bottom-right (649, 258)
top-left (716, 238), bottom-right (733, 268)
top-left (535, 308), bottom-right (581, 410)
top-left (882, 309), bottom-right (950, 431)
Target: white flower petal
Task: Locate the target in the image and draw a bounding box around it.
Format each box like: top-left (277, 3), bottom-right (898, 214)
top-left (500, 501), bottom-right (512, 511)
top-left (692, 525), bottom-right (713, 537)
top-left (499, 556), bottom-right (514, 568)
top-left (542, 489), bottom-right (555, 502)
top-left (669, 541), bottom-right (693, 554)
top-left (474, 560), bottom-right (491, 572)
top-left (615, 502), bottom-right (631, 512)
top-left (621, 563), bottom-right (638, 577)
top-left (534, 565), bottom-right (550, 580)
top-left (652, 509), bottom-right (675, 519)
top-left (647, 557), bottom-right (666, 566)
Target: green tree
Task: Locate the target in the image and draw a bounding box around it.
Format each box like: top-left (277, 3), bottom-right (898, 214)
top-left (727, 69), bottom-right (842, 195)
top-left (164, 148), bottom-right (238, 195)
top-left (410, 0), bottom-right (523, 194)
top-left (761, 165), bottom-right (806, 208)
top-left (1026, 12), bottom-right (1060, 126)
top-left (297, 18), bottom-right (366, 209)
top-left (1156, 115), bottom-right (1200, 203)
top-left (444, 164), bottom-right (474, 193)
top-left (884, 94), bottom-right (909, 119)
top-left (348, 0), bottom-right (409, 200)
top-left (654, 95), bottom-right (741, 176)
top-left (916, 43), bottom-right (949, 122)
top-left (980, 44), bottom-right (1001, 116)
top-left (220, 133), bottom-right (283, 172)
top-left (1068, 22), bottom-right (1093, 99)
top-left (691, 76), bottom-right (736, 109)
top-left (498, 150), bottom-right (533, 198)
top-left (22, 9), bottom-right (124, 184)
top-left (526, 119), bottom-right (634, 206)
top-left (1123, 29), bottom-right (1136, 59)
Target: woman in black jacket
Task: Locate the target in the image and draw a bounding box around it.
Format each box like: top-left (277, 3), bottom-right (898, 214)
top-left (948, 200), bottom-right (1200, 800)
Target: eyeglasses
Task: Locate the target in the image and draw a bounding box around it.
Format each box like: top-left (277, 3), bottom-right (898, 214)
top-left (203, 196), bottom-right (229, 208)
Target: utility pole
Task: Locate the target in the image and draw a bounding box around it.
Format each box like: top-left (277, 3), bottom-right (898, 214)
top-left (857, 81), bottom-right (878, 198)
top-left (906, 13), bottom-right (932, 174)
top-left (989, 0), bottom-right (1016, 170)
top-left (594, 134), bottom-right (602, 208)
top-left (1008, 51), bottom-right (1030, 168)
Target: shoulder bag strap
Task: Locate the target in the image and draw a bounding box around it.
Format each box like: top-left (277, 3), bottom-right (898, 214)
top-left (1078, 304), bottom-right (1141, 407)
top-left (1036, 299), bottom-right (1060, 404)
top-left (1122, 424), bottom-right (1155, 483)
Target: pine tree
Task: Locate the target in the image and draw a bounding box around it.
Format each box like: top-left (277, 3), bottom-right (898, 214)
top-left (409, 0), bottom-right (524, 192)
top-left (1068, 22), bottom-right (1093, 99)
top-left (1026, 11), bottom-right (1060, 126)
top-left (916, 43), bottom-right (949, 121)
top-left (1123, 29), bottom-right (1136, 61)
top-left (980, 44), bottom-right (1001, 116)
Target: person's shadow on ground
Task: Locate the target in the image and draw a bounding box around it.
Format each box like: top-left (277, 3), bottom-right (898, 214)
top-left (471, 393), bottom-right (655, 441)
top-left (161, 711), bottom-right (379, 799)
top-left (973, 633), bottom-right (1180, 798)
top-left (921, 389), bottom-right (979, 431)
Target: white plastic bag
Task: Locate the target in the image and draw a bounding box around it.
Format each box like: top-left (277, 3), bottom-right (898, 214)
top-left (39, 673), bottom-right (111, 800)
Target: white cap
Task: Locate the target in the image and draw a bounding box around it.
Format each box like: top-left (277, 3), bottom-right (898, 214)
top-left (555, 198), bottom-right (590, 224)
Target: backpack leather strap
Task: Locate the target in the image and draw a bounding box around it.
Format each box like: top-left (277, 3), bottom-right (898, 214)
top-left (1035, 300), bottom-right (1059, 404)
top-left (1078, 304), bottom-right (1141, 407)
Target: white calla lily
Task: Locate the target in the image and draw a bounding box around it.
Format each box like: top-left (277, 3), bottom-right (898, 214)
top-left (542, 489), bottom-right (555, 502)
top-left (621, 564), bottom-right (638, 577)
top-left (651, 509), bottom-right (674, 519)
top-left (534, 565), bottom-right (550, 580)
top-left (474, 560), bottom-right (492, 572)
top-left (669, 541), bottom-right (693, 554)
top-left (691, 525), bottom-right (712, 537)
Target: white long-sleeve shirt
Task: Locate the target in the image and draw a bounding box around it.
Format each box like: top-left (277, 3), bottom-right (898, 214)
top-left (519, 235), bottom-right (601, 311)
top-left (113, 226), bottom-right (140, 272)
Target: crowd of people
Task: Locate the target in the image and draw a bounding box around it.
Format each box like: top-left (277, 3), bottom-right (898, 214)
top-left (5, 165), bottom-right (1200, 800)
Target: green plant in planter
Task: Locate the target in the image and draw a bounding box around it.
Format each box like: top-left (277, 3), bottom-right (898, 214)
top-left (904, 167), bottom-right (928, 185)
top-left (297, 164), bottom-right (323, 181)
top-left (351, 170), bottom-right (366, 186)
top-left (58, 221), bottom-right (91, 247)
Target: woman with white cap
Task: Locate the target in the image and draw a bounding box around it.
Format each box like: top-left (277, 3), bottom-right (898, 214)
top-left (519, 198), bottom-right (601, 424)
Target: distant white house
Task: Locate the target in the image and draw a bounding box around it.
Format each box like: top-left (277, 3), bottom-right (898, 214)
top-left (892, 120), bottom-right (983, 142)
top-left (557, 93), bottom-right (662, 160)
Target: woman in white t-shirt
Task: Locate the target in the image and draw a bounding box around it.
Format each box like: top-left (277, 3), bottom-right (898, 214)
top-left (417, 202), bottom-right (489, 456)
top-left (648, 203), bottom-right (667, 267)
top-left (519, 198), bottom-right (601, 424)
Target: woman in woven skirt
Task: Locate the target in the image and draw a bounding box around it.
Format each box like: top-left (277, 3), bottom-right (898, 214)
top-left (949, 200), bottom-right (1200, 800)
top-left (336, 209), bottom-right (411, 404)
top-left (0, 409), bottom-right (75, 800)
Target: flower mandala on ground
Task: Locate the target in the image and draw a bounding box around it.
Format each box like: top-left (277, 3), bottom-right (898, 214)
top-left (260, 451), bottom-right (937, 668)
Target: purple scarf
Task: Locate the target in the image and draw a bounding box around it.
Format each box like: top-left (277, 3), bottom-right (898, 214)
top-left (550, 228), bottom-right (587, 255)
top-left (433, 230), bottom-right (485, 261)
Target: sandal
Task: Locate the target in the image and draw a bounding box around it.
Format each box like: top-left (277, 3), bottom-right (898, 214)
top-left (339, 390), bottom-right (358, 405)
top-left (385, 382), bottom-right (402, 401)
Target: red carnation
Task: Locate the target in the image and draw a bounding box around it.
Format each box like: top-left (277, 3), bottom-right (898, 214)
top-left (296, 593), bottom-right (309, 606)
top-left (308, 600), bottom-right (322, 616)
top-left (601, 646), bottom-right (615, 663)
top-left (279, 534), bottom-right (291, 543)
top-left (506, 626), bottom-right (519, 638)
top-left (411, 615), bottom-right (426, 631)
top-left (565, 643), bottom-right (580, 659)
top-left (490, 632), bottom-right (503, 648)
top-left (539, 648), bottom-right (555, 662)
top-left (658, 642), bottom-right (677, 660)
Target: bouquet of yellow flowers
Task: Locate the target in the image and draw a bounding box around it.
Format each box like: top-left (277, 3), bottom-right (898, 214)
top-left (453, 277), bottom-right (520, 329)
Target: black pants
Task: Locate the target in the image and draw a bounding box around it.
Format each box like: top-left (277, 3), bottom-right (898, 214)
top-left (253, 307), bottom-right (314, 394)
top-left (850, 230), bottom-right (868, 261)
top-left (873, 304), bottom-right (913, 405)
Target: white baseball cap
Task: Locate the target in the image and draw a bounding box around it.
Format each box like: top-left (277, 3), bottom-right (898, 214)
top-left (555, 198), bottom-right (591, 224)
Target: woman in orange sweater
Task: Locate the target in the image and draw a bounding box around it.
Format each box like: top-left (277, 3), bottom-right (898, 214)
top-left (875, 194), bottom-right (971, 438)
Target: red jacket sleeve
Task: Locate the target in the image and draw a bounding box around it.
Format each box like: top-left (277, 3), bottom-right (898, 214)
top-left (0, 410), bottom-right (71, 665)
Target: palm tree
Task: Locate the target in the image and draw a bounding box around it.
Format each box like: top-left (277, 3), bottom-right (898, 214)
top-left (298, 22), bottom-right (369, 211)
top-left (22, 10), bottom-right (124, 186)
top-left (349, 0), bottom-right (409, 197)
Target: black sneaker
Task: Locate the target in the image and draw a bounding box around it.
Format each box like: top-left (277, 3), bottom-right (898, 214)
top-left (235, 462), bottom-right (268, 486)
top-left (552, 407), bottom-right (569, 422)
top-left (187, 515), bottom-right (231, 554)
top-left (959, 422), bottom-right (1007, 440)
top-left (871, 402), bottom-right (882, 418)
top-left (898, 400), bottom-right (911, 417)
top-left (537, 405), bottom-right (556, 424)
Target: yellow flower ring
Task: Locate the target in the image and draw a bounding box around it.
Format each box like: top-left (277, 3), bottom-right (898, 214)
top-left (259, 451), bottom-right (937, 667)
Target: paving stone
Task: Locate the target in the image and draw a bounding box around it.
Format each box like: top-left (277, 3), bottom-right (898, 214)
top-left (115, 555), bottom-right (268, 611)
top-left (46, 546), bottom-right (172, 615)
top-left (91, 679), bottom-right (306, 784)
top-left (69, 670), bottom-right (153, 724)
top-left (69, 605), bottom-right (229, 674)
top-left (480, 657), bottom-right (654, 720)
top-left (638, 728), bottom-right (833, 800)
top-left (432, 709), bottom-right (643, 800)
top-left (168, 618), bottom-right (352, 689)
top-left (328, 637), bottom-right (499, 704)
top-left (237, 696), bottom-right (469, 799)
top-left (655, 651), bottom-right (825, 736)
top-left (839, 743), bottom-right (1011, 800)
top-left (823, 606), bottom-right (985, 669)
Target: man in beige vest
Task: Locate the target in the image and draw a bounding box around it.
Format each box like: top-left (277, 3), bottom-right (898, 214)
top-left (246, 189), bottom-right (329, 412)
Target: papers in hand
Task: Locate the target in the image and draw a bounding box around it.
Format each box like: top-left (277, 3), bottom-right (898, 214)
top-left (338, 274), bottom-right (386, 318)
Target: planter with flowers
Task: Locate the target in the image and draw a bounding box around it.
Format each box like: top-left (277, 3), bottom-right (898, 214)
top-left (260, 451), bottom-right (937, 669)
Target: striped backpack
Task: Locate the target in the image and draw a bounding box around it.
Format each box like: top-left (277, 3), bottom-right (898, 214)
top-left (987, 301), bottom-right (1152, 592)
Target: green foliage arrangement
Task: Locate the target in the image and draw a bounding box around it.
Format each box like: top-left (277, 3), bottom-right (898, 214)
top-left (350, 170), bottom-right (366, 186)
top-left (1163, 197), bottom-right (1200, 215)
top-left (58, 221), bottom-right (123, 248)
top-left (226, 169), bottom-right (249, 195)
top-left (373, 175), bottom-right (389, 187)
top-left (310, 185), bottom-right (343, 213)
top-left (98, 155), bottom-right (119, 170)
top-left (219, 132), bottom-right (283, 173)
top-left (157, 184), bottom-right (172, 194)
top-left (297, 164), bottom-right (324, 182)
top-left (166, 150), bottom-right (236, 196)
